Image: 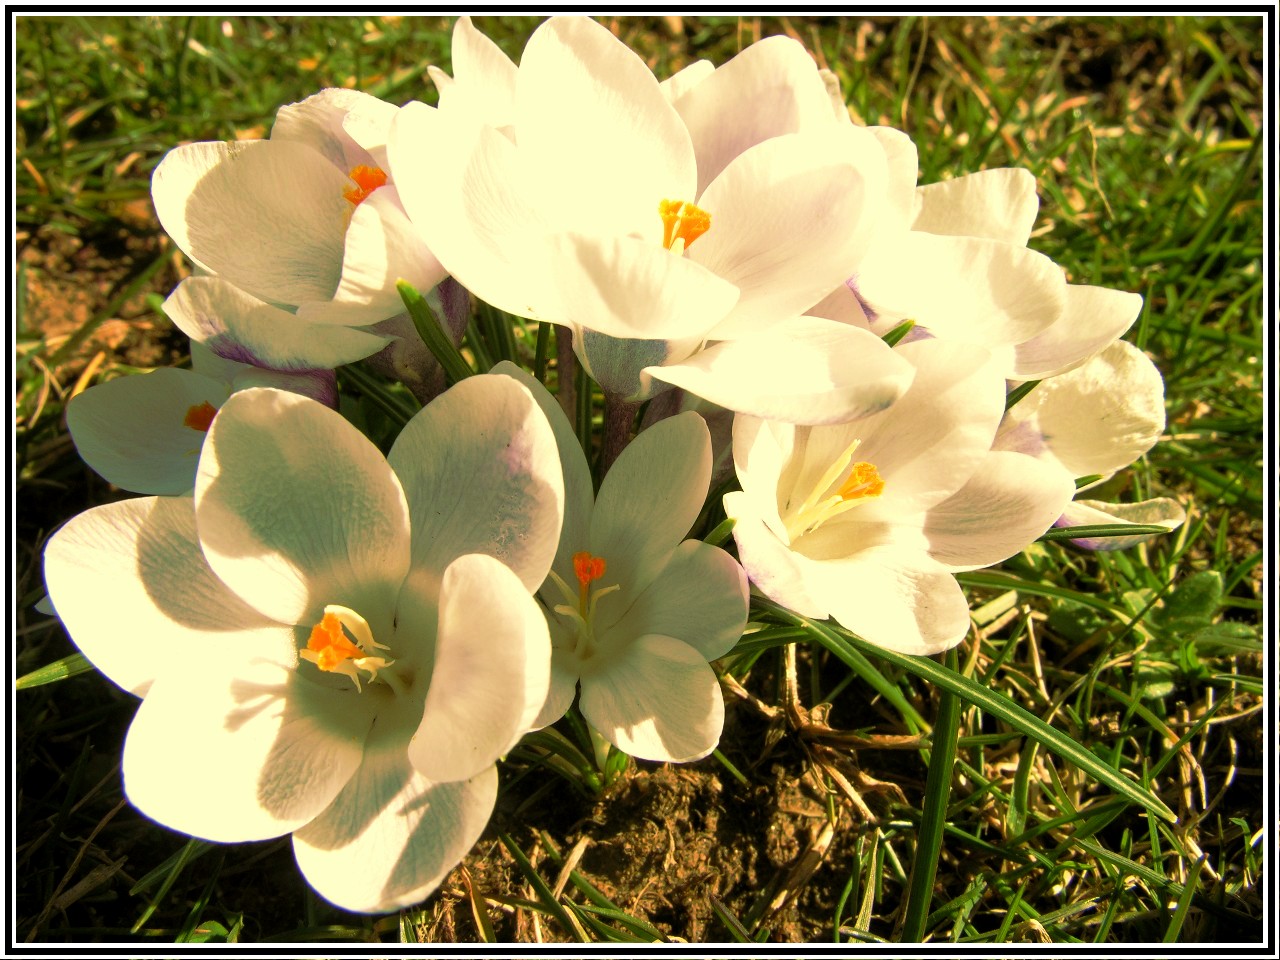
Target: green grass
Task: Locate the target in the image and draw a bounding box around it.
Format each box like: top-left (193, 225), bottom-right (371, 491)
top-left (13, 14), bottom-right (1266, 946)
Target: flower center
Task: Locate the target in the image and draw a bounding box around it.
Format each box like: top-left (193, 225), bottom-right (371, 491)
top-left (343, 165), bottom-right (388, 207)
top-left (659, 199), bottom-right (711, 253)
top-left (183, 401), bottom-right (218, 432)
top-left (545, 551), bottom-right (621, 660)
top-left (782, 438), bottom-right (885, 541)
top-left (299, 604), bottom-right (401, 693)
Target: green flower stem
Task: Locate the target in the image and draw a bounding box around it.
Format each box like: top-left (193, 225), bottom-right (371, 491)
top-left (900, 645), bottom-right (962, 942)
top-left (533, 321), bottom-right (550, 383)
top-left (396, 279), bottom-right (474, 385)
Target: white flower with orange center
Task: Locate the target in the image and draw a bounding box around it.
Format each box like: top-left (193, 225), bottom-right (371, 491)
top-left (493, 362), bottom-right (748, 763)
top-left (151, 88), bottom-right (444, 365)
top-left (725, 339), bottom-right (1075, 654)
top-left (389, 16), bottom-right (913, 424)
top-left (43, 374), bottom-right (565, 913)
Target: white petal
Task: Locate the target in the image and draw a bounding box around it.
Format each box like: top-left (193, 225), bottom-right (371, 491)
top-left (660, 58), bottom-right (714, 102)
top-left (1013, 284), bottom-right (1144, 379)
top-left (574, 327), bottom-right (704, 402)
top-left (912, 167), bottom-right (1040, 246)
top-left (296, 187), bottom-right (447, 327)
top-left (517, 16), bottom-right (695, 239)
top-left (579, 634), bottom-right (724, 763)
top-left (724, 490), bottom-right (828, 619)
top-left (1057, 497), bottom-right (1187, 551)
top-left (43, 496), bottom-right (292, 697)
top-left (731, 415), bottom-right (797, 544)
top-left (409, 555), bottom-right (551, 784)
top-left (997, 340), bottom-right (1166, 478)
top-left (923, 451), bottom-right (1075, 570)
top-left (123, 657), bottom-right (373, 842)
top-left (856, 232), bottom-right (1066, 349)
top-left (151, 139), bottom-right (348, 306)
top-left (671, 35), bottom-right (836, 195)
top-left (531, 650), bottom-right (580, 730)
top-left (599, 539), bottom-right (748, 662)
top-left (390, 105), bottom-right (559, 320)
top-left (590, 412), bottom-right (711, 614)
top-left (867, 126), bottom-right (919, 232)
top-left (387, 374), bottom-right (564, 595)
top-left (549, 231), bottom-right (739, 342)
top-left (649, 316), bottom-right (914, 425)
top-left (794, 546), bottom-right (971, 654)
top-left (294, 731), bottom-right (498, 913)
top-left (195, 388), bottom-right (412, 625)
top-left (489, 361), bottom-right (595, 594)
top-left (693, 127), bottom-right (888, 340)
top-left (164, 277), bottom-right (390, 370)
top-left (271, 87), bottom-right (381, 171)
top-left (66, 368), bottom-right (229, 495)
top-left (429, 16), bottom-right (518, 144)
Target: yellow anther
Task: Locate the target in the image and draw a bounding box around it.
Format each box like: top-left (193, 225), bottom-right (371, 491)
top-left (659, 199), bottom-right (711, 252)
top-left (837, 462), bottom-right (885, 502)
top-left (299, 605), bottom-right (395, 692)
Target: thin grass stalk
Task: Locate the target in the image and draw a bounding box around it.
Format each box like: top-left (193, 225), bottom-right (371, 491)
top-left (900, 645), bottom-right (963, 941)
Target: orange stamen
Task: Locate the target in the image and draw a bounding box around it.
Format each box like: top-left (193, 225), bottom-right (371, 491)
top-left (183, 401), bottom-right (218, 432)
top-left (343, 165), bottom-right (388, 207)
top-left (838, 462), bottom-right (885, 502)
top-left (573, 551), bottom-right (607, 586)
top-left (659, 199), bottom-right (711, 251)
top-left (573, 551), bottom-right (607, 614)
top-left (307, 612), bottom-right (363, 672)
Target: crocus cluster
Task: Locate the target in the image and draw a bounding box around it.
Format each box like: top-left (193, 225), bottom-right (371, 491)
top-left (44, 16), bottom-right (1182, 914)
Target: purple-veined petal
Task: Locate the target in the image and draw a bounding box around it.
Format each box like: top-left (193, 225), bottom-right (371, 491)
top-left (164, 276), bottom-right (390, 370)
top-left (1013, 284), bottom-right (1144, 380)
top-left (387, 373), bottom-right (563, 595)
top-left (923, 450), bottom-right (1076, 570)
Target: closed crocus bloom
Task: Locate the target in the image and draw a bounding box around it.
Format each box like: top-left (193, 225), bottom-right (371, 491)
top-left (44, 375), bottom-right (564, 912)
top-left (493, 362), bottom-right (748, 763)
top-left (390, 16), bottom-right (913, 424)
top-left (995, 339), bottom-right (1185, 548)
top-left (152, 88), bottom-right (445, 341)
top-left (725, 339), bottom-right (1075, 654)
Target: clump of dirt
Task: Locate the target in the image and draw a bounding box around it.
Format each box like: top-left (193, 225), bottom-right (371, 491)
top-left (422, 699), bottom-right (911, 944)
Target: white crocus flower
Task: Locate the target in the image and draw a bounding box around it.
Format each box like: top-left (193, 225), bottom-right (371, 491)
top-left (725, 339), bottom-right (1075, 654)
top-left (995, 339), bottom-right (1185, 548)
top-left (390, 16), bottom-right (912, 424)
top-left (43, 375), bottom-right (564, 913)
top-left (816, 154), bottom-right (1143, 381)
top-left (493, 362), bottom-right (748, 763)
top-left (152, 88), bottom-right (444, 338)
top-left (65, 342), bottom-right (335, 496)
